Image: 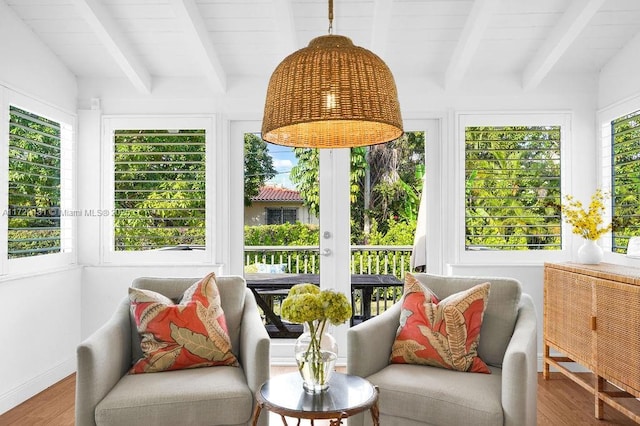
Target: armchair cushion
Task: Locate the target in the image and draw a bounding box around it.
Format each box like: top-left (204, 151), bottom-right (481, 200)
top-left (95, 366), bottom-right (252, 425)
top-left (367, 364), bottom-right (503, 426)
top-left (390, 274), bottom-right (491, 373)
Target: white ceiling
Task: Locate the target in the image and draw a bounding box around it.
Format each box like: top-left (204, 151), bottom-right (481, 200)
top-left (5, 0), bottom-right (640, 94)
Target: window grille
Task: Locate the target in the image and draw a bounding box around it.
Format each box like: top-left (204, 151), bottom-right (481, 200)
top-left (611, 109), bottom-right (640, 253)
top-left (113, 129), bottom-right (206, 251)
top-left (465, 125), bottom-right (562, 251)
top-left (266, 207), bottom-right (297, 225)
top-left (8, 106), bottom-right (61, 258)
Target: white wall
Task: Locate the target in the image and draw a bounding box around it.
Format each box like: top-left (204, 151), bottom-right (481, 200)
top-left (244, 202), bottom-right (318, 226)
top-left (0, 1), bottom-right (77, 113)
top-left (0, 268), bottom-right (82, 414)
top-left (0, 2), bottom-right (80, 416)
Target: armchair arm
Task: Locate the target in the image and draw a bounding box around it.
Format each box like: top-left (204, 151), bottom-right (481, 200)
top-left (347, 302), bottom-right (401, 378)
top-left (501, 294), bottom-right (538, 426)
top-left (239, 288), bottom-right (271, 394)
top-left (75, 300), bottom-right (132, 426)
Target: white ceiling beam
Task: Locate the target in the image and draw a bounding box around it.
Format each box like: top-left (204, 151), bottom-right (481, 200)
top-left (371, 0), bottom-right (393, 56)
top-left (522, 0), bottom-right (606, 90)
top-left (169, 0), bottom-right (226, 93)
top-left (273, 0), bottom-right (297, 54)
top-left (73, 0), bottom-right (151, 94)
top-left (444, 0), bottom-right (501, 90)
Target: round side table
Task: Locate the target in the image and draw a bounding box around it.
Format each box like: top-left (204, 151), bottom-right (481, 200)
top-left (252, 372), bottom-right (379, 426)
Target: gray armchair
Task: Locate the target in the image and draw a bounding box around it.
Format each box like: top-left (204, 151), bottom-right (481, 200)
top-left (76, 275), bottom-right (270, 426)
top-left (347, 273), bottom-right (537, 426)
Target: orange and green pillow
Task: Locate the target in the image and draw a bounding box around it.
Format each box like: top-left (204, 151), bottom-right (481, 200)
top-left (129, 272), bottom-right (238, 374)
top-left (390, 273), bottom-right (491, 374)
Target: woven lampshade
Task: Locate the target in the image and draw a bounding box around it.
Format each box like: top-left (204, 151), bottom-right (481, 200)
top-left (262, 34), bottom-right (403, 148)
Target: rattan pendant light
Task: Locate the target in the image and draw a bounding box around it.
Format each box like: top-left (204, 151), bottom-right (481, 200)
top-left (262, 0), bottom-right (403, 148)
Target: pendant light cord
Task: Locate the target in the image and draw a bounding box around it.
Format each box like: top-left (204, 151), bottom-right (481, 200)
top-left (328, 0), bottom-right (334, 34)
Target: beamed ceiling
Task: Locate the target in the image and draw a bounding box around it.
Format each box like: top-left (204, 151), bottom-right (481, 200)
top-left (5, 0), bottom-right (640, 94)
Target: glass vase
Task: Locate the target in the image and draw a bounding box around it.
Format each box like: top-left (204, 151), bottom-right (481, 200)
top-left (294, 320), bottom-right (338, 393)
top-left (577, 239), bottom-right (603, 264)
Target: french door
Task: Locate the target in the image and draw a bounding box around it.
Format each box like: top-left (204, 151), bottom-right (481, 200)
top-left (229, 119), bottom-right (441, 362)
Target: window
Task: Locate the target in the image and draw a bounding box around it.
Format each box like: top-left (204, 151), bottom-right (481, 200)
top-left (113, 129), bottom-right (206, 251)
top-left (8, 106), bottom-right (71, 259)
top-left (266, 207), bottom-right (297, 225)
top-left (464, 125), bottom-right (562, 251)
top-left (102, 116), bottom-right (214, 264)
top-left (611, 109), bottom-right (640, 253)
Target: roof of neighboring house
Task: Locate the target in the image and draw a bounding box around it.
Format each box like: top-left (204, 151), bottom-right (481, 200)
top-left (252, 186), bottom-right (303, 202)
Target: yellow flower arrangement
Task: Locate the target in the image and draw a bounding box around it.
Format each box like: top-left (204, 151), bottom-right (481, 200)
top-left (280, 283), bottom-right (352, 390)
top-left (562, 189), bottom-right (612, 240)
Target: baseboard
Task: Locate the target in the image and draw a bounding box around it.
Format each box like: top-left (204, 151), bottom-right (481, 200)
top-left (0, 357), bottom-right (76, 416)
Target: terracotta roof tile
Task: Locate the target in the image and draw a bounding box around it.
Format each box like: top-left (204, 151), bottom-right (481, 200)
top-left (252, 186), bottom-right (303, 202)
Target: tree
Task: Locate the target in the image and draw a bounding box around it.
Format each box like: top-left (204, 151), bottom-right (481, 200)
top-left (465, 126), bottom-right (561, 250)
top-left (290, 148), bottom-right (320, 215)
top-left (611, 111), bottom-right (640, 252)
top-left (289, 133), bottom-right (426, 244)
top-left (363, 132), bottom-right (425, 235)
top-left (244, 133), bottom-right (276, 206)
top-left (8, 107), bottom-right (62, 257)
top-left (113, 129), bottom-right (207, 250)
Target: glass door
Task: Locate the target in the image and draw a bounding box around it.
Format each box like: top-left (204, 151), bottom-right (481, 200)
top-left (230, 119), bottom-right (440, 363)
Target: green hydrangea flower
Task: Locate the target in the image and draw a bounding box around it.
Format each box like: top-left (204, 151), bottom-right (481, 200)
top-left (280, 284), bottom-right (352, 325)
top-left (320, 290), bottom-right (352, 325)
top-left (288, 283), bottom-right (321, 296)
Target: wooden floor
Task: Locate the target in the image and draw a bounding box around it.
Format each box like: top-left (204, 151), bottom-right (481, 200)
top-left (1, 370), bottom-right (639, 425)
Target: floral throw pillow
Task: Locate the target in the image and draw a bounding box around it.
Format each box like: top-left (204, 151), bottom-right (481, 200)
top-left (390, 273), bottom-right (491, 374)
top-left (129, 272), bottom-right (239, 374)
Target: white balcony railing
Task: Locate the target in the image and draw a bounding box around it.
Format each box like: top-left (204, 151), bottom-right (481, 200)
top-left (244, 245), bottom-right (413, 336)
top-left (244, 244), bottom-right (413, 279)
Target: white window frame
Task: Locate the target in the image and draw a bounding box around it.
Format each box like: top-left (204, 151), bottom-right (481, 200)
top-left (454, 112), bottom-right (571, 265)
top-left (0, 88), bottom-right (76, 276)
top-left (598, 94), bottom-right (640, 264)
top-left (101, 116), bottom-right (215, 265)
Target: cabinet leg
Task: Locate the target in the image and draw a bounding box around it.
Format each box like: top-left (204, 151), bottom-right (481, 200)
top-left (543, 343), bottom-right (550, 380)
top-left (595, 376), bottom-right (604, 419)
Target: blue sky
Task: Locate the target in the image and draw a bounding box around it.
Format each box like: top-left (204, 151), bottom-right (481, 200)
top-left (265, 142), bottom-right (297, 189)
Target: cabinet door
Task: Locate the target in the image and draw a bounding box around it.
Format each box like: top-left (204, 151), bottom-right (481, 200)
top-left (544, 267), bottom-right (594, 367)
top-left (595, 279), bottom-right (640, 395)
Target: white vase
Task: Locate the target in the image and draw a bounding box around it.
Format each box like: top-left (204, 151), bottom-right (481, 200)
top-left (577, 239), bottom-right (603, 264)
top-left (294, 321), bottom-right (337, 393)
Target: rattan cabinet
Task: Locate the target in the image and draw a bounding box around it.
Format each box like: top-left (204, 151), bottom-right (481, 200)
top-left (543, 262), bottom-right (640, 423)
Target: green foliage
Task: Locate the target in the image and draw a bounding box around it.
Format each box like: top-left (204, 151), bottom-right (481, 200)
top-left (368, 218), bottom-right (416, 245)
top-left (363, 132), bottom-right (425, 234)
top-left (8, 107), bottom-right (61, 258)
top-left (244, 223), bottom-right (319, 246)
top-left (244, 134), bottom-right (276, 206)
top-left (465, 126), bottom-right (562, 251)
top-left (611, 110), bottom-right (640, 253)
top-left (290, 148), bottom-right (320, 216)
top-left (290, 133), bottom-right (425, 243)
top-left (113, 129), bottom-right (206, 250)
